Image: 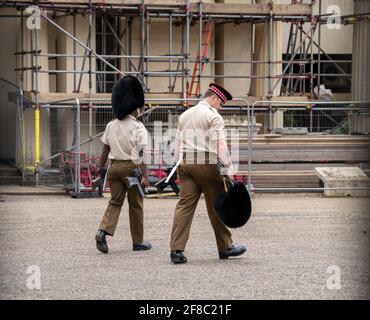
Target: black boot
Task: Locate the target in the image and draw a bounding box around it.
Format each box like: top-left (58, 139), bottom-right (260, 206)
top-left (170, 250), bottom-right (187, 264)
top-left (133, 241), bottom-right (152, 251)
top-left (219, 244), bottom-right (246, 260)
top-left (95, 229), bottom-right (108, 254)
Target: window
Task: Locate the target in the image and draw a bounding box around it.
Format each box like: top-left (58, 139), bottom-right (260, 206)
top-left (95, 16), bottom-right (121, 93)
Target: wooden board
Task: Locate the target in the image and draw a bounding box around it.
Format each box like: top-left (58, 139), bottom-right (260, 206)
top-left (5, 1), bottom-right (312, 16)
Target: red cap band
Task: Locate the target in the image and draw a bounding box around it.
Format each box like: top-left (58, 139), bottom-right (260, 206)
top-left (209, 86), bottom-right (227, 103)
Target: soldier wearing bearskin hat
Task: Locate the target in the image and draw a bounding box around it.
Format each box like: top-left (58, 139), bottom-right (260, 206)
top-left (95, 76), bottom-right (152, 254)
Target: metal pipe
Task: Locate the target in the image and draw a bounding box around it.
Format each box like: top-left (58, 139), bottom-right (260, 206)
top-left (181, 21), bottom-right (185, 98)
top-left (185, 0), bottom-right (190, 102)
top-left (19, 9), bottom-right (26, 182)
top-left (42, 98), bottom-right (370, 105)
top-left (39, 105), bottom-right (370, 113)
top-left (30, 28), bottom-right (34, 95)
top-left (198, 0), bottom-right (202, 97)
top-left (249, 19), bottom-right (255, 97)
top-left (128, 16), bottom-right (132, 73)
top-left (146, 14), bottom-right (150, 89)
top-left (39, 70), bottom-right (185, 75)
top-left (309, 12), bottom-right (315, 132)
top-left (125, 15), bottom-right (129, 71)
top-left (73, 12), bottom-right (77, 91)
top-left (268, 1), bottom-right (273, 133)
top-left (88, 0), bottom-right (93, 163)
top-left (102, 14), bottom-right (106, 92)
top-left (75, 99), bottom-right (81, 193)
top-left (318, 0), bottom-right (322, 90)
top-left (34, 12), bottom-right (40, 187)
top-left (140, 1), bottom-right (145, 85)
top-left (254, 187), bottom-right (370, 192)
top-left (169, 12), bottom-right (173, 91)
top-left (299, 20), bottom-right (303, 94)
top-left (77, 23), bottom-right (92, 92)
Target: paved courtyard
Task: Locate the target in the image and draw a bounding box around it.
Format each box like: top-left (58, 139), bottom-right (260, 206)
top-left (0, 187), bottom-right (369, 299)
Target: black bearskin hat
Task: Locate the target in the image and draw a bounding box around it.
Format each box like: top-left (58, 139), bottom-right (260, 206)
top-left (213, 182), bottom-right (252, 228)
top-left (112, 75), bottom-right (144, 120)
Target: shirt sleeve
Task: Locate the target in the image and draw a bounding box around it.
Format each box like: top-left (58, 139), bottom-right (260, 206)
top-left (209, 113), bottom-right (226, 141)
top-left (135, 124), bottom-right (148, 146)
top-left (101, 122), bottom-right (110, 145)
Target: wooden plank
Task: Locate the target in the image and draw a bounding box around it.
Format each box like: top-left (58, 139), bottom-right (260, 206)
top-left (8, 91), bottom-right (184, 104)
top-left (238, 136), bottom-right (370, 144)
top-left (237, 170), bottom-right (315, 176)
top-left (189, 3), bottom-right (312, 16)
top-left (5, 1), bottom-right (311, 16)
top-left (5, 0), bottom-right (187, 6)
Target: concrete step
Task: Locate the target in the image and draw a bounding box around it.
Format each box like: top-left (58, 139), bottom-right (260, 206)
top-left (0, 176), bottom-right (22, 185)
top-left (0, 165), bottom-right (21, 177)
top-left (0, 159), bottom-right (21, 178)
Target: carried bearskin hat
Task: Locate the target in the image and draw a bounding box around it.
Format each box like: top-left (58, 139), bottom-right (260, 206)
top-left (213, 181), bottom-right (252, 228)
top-left (112, 75), bottom-right (144, 120)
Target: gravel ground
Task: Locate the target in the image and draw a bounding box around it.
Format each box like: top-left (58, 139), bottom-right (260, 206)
top-left (0, 191), bottom-right (369, 300)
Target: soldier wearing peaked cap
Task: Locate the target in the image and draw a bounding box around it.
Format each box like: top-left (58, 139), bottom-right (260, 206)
top-left (95, 75), bottom-right (152, 254)
top-left (169, 83), bottom-right (247, 264)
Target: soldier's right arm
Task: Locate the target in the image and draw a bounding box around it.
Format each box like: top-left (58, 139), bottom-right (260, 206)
top-left (173, 114), bottom-right (183, 165)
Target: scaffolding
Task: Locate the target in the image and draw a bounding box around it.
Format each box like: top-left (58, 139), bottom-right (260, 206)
top-left (1, 0), bottom-right (369, 190)
top-left (4, 0), bottom-right (363, 101)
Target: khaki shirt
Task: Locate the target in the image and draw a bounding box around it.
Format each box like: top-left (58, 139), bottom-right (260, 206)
top-left (101, 115), bottom-right (148, 161)
top-left (176, 100), bottom-right (226, 155)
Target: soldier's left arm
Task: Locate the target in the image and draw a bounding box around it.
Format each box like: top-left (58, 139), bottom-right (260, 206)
top-left (99, 144), bottom-right (110, 168)
top-left (210, 114), bottom-right (234, 176)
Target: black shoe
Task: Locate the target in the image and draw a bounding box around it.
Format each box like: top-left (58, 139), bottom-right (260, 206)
top-left (219, 244), bottom-right (246, 260)
top-left (170, 250), bottom-right (187, 264)
top-left (133, 241), bottom-right (152, 251)
top-left (95, 229), bottom-right (108, 254)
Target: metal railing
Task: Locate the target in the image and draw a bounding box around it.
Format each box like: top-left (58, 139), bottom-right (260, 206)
top-left (23, 97), bottom-right (369, 194)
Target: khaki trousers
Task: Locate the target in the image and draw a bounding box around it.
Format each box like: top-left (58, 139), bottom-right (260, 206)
top-left (170, 163), bottom-right (232, 252)
top-left (99, 160), bottom-right (143, 243)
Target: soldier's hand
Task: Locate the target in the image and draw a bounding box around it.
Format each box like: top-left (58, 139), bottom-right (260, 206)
top-left (226, 165), bottom-right (235, 181)
top-left (227, 165), bottom-right (235, 176)
top-left (99, 167), bottom-right (107, 179)
top-left (141, 176), bottom-right (149, 188)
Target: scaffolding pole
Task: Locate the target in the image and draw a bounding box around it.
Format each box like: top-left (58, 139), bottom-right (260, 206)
top-left (268, 1), bottom-right (273, 133)
top-left (185, 0), bottom-right (190, 104)
top-left (88, 0), bottom-right (93, 163)
top-left (168, 12), bottom-right (173, 91)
